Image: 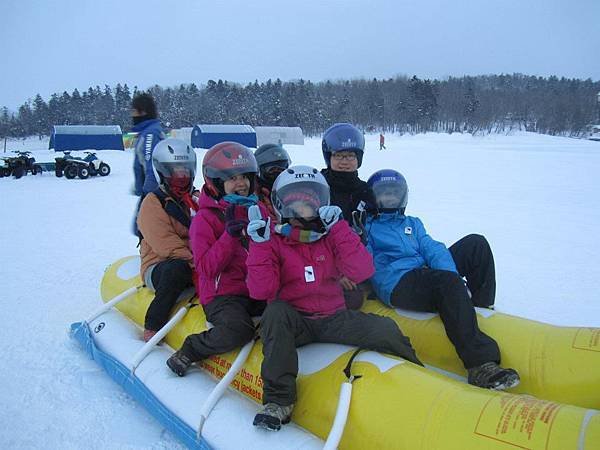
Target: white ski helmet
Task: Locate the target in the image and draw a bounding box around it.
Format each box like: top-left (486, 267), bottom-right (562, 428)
top-left (152, 138), bottom-right (197, 193)
top-left (271, 165), bottom-right (330, 222)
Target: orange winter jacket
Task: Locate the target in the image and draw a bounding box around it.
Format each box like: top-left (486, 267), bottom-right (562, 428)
top-left (137, 191), bottom-right (194, 280)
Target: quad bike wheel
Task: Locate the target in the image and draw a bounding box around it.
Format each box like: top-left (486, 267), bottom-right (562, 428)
top-left (12, 166), bottom-right (25, 179)
top-left (32, 164), bottom-right (42, 175)
top-left (55, 168), bottom-right (63, 177)
top-left (78, 166), bottom-right (90, 179)
top-left (98, 163), bottom-right (111, 176)
top-left (64, 164), bottom-right (78, 179)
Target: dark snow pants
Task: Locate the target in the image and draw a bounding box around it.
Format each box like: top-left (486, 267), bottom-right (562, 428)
top-left (448, 234), bottom-right (496, 308)
top-left (259, 301), bottom-right (422, 406)
top-left (391, 268), bottom-right (500, 369)
top-left (145, 259), bottom-right (193, 331)
top-left (180, 295), bottom-right (266, 361)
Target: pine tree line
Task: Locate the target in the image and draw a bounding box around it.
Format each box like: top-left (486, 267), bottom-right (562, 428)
top-left (1, 74), bottom-right (599, 139)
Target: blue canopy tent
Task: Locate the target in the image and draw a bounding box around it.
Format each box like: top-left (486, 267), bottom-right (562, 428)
top-left (49, 125), bottom-right (124, 151)
top-left (191, 124), bottom-right (257, 149)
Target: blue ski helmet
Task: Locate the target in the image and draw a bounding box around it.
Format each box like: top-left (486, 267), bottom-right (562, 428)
top-left (322, 123), bottom-right (365, 168)
top-left (367, 169), bottom-right (408, 213)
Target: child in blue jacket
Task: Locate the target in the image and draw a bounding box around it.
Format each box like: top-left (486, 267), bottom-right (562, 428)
top-left (364, 169), bottom-right (519, 390)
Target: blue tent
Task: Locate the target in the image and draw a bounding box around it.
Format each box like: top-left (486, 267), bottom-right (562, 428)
top-left (50, 125), bottom-right (124, 151)
top-left (191, 124), bottom-right (257, 149)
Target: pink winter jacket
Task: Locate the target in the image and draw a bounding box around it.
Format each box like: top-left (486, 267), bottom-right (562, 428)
top-left (189, 190), bottom-right (268, 306)
top-left (247, 220), bottom-right (374, 316)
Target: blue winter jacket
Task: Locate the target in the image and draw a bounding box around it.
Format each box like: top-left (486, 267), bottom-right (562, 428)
top-left (132, 119), bottom-right (165, 196)
top-left (366, 212), bottom-right (457, 305)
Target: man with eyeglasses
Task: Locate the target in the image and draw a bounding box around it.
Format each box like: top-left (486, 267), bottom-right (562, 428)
top-left (321, 123), bottom-right (376, 309)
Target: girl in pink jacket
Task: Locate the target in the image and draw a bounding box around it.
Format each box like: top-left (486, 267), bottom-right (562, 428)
top-left (246, 165), bottom-right (421, 431)
top-left (166, 142), bottom-right (266, 377)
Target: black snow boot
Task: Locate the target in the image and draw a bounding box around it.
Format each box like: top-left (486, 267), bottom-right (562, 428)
top-left (166, 350), bottom-right (193, 377)
top-left (468, 361), bottom-right (520, 390)
top-left (253, 403), bottom-right (294, 431)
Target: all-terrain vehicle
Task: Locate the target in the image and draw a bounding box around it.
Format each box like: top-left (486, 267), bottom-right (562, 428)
top-left (55, 151), bottom-right (111, 179)
top-left (0, 151), bottom-right (42, 178)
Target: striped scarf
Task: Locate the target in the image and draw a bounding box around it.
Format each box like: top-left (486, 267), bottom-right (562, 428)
top-left (274, 223), bottom-right (327, 243)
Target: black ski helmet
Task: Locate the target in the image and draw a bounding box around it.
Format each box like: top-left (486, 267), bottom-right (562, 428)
top-left (322, 123), bottom-right (365, 168)
top-left (254, 143), bottom-right (291, 187)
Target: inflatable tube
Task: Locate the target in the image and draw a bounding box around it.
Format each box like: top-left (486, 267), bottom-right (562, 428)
top-left (70, 310), bottom-right (323, 450)
top-left (361, 300), bottom-right (600, 410)
top-left (99, 256), bottom-right (600, 449)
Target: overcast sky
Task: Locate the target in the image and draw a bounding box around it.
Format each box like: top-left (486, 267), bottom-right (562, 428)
top-left (1, 0), bottom-right (599, 110)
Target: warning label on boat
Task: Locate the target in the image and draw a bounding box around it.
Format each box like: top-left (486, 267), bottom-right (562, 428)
top-left (200, 354), bottom-right (264, 403)
top-left (475, 394), bottom-right (562, 448)
top-left (572, 327), bottom-right (600, 352)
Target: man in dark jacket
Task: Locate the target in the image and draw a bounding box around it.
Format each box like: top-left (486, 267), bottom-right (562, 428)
top-left (321, 123), bottom-right (375, 309)
top-left (131, 93), bottom-right (165, 236)
top-left (321, 123), bottom-right (375, 221)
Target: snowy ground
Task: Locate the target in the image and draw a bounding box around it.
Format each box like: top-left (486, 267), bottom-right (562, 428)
top-left (1, 132), bottom-right (599, 449)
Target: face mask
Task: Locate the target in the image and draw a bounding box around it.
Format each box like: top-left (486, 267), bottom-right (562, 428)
top-left (132, 115), bottom-right (149, 126)
top-left (167, 174), bottom-right (191, 197)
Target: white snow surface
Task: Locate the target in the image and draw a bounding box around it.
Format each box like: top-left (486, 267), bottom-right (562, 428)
top-left (1, 132), bottom-right (599, 449)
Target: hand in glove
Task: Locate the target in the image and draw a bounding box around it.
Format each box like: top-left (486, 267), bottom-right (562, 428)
top-left (224, 204), bottom-right (248, 238)
top-left (247, 205), bottom-right (271, 243)
top-left (351, 209), bottom-right (367, 244)
top-left (318, 205), bottom-right (342, 232)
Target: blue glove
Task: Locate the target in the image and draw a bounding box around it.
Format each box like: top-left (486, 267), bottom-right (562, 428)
top-left (247, 205), bottom-right (271, 243)
top-left (319, 205), bottom-right (342, 231)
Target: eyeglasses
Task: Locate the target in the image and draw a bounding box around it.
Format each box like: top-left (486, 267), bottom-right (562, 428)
top-left (331, 153), bottom-right (357, 161)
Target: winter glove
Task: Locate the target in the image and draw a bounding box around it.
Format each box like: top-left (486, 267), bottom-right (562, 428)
top-left (351, 209), bottom-right (367, 244)
top-left (318, 205), bottom-right (342, 232)
top-left (247, 205), bottom-right (271, 243)
top-left (224, 204), bottom-right (248, 239)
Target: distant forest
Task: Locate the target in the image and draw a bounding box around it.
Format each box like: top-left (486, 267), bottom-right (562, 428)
top-left (1, 74), bottom-right (599, 139)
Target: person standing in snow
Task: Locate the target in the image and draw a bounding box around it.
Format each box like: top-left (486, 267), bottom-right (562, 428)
top-left (254, 143), bottom-right (291, 220)
top-left (364, 169), bottom-right (519, 390)
top-left (379, 132), bottom-right (386, 150)
top-left (166, 142), bottom-right (267, 377)
top-left (131, 93), bottom-right (165, 236)
top-left (320, 123), bottom-right (376, 309)
top-left (136, 139), bottom-right (198, 343)
top-left (245, 165), bottom-right (421, 431)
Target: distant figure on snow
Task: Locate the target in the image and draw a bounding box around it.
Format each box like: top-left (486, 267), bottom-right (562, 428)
top-left (379, 133), bottom-right (386, 150)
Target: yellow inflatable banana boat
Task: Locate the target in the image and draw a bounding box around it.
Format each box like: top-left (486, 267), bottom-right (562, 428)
top-left (101, 256), bottom-right (600, 449)
top-left (361, 300), bottom-right (600, 410)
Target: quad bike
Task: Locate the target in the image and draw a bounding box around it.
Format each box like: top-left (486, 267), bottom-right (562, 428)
top-left (0, 151), bottom-right (42, 179)
top-left (55, 151), bottom-right (111, 179)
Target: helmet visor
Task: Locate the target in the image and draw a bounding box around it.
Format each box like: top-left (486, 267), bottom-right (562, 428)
top-left (154, 161), bottom-right (196, 182)
top-left (274, 181), bottom-right (329, 220)
top-left (373, 181), bottom-right (407, 209)
top-left (260, 160), bottom-right (289, 183)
